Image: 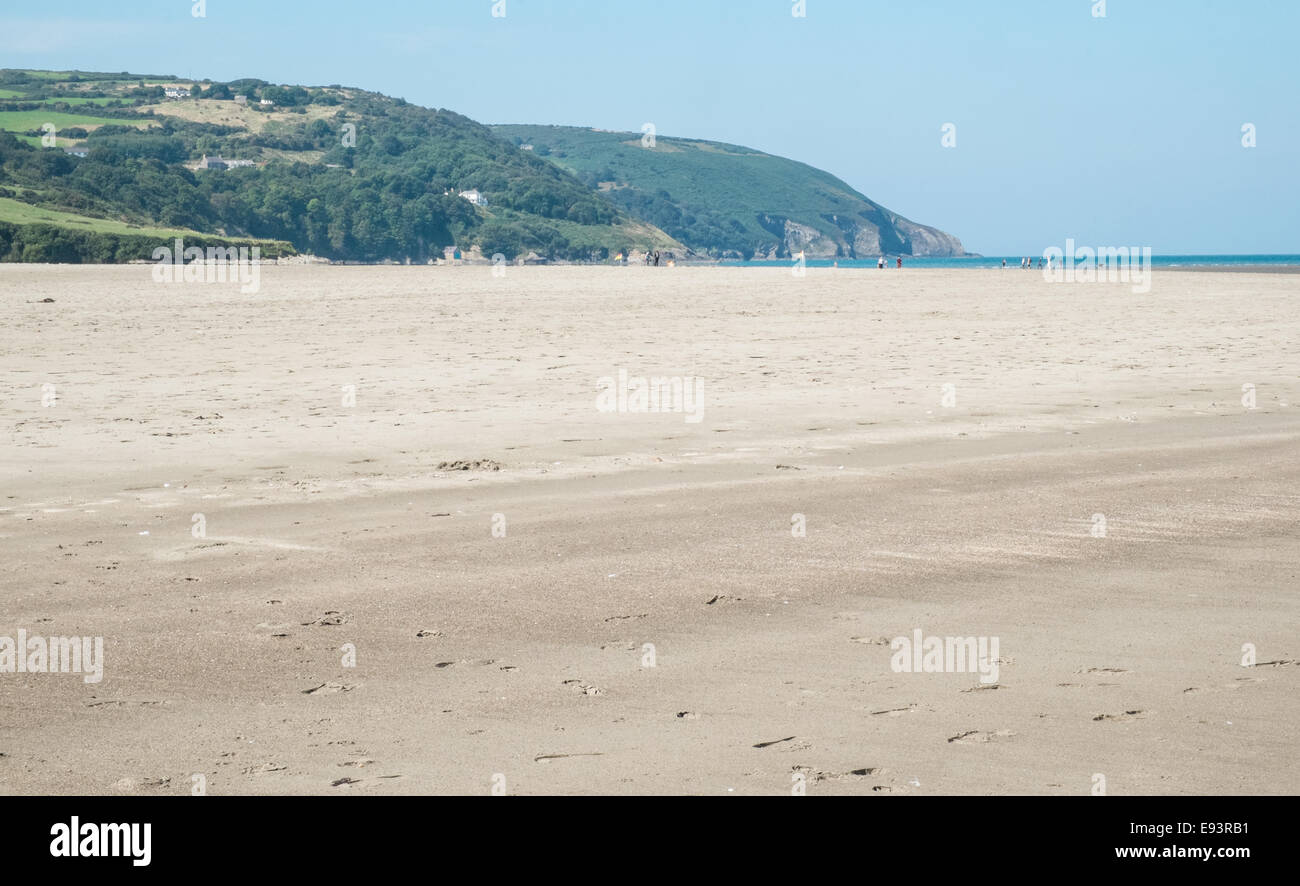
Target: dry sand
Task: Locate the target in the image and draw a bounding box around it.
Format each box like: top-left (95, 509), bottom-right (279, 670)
top-left (1, 264), bottom-right (1296, 795)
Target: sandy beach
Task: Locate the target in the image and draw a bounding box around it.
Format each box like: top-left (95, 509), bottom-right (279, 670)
top-left (1, 264), bottom-right (1297, 795)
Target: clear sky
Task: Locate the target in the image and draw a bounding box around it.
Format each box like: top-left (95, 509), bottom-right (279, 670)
top-left (2, 0), bottom-right (1296, 255)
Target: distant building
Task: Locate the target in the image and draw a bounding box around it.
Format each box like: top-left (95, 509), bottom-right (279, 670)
top-left (164, 87), bottom-right (189, 99)
top-left (64, 149), bottom-right (88, 158)
top-left (259, 98), bottom-right (274, 107)
top-left (520, 144), bottom-right (534, 151)
top-left (458, 189), bottom-right (487, 206)
top-left (234, 95), bottom-right (248, 105)
top-left (199, 155), bottom-right (256, 170)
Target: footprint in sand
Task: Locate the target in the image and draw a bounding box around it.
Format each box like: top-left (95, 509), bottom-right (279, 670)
top-left (303, 681), bottom-right (355, 695)
top-left (112, 776), bottom-right (172, 792)
top-left (242, 763), bottom-right (286, 776)
top-left (435, 659), bottom-right (497, 670)
top-left (562, 679), bottom-right (604, 696)
top-left (302, 611), bottom-right (348, 627)
top-left (436, 459), bottom-right (502, 472)
top-left (1092, 710), bottom-right (1146, 722)
top-left (794, 765), bottom-right (882, 783)
top-left (1225, 676), bottom-right (1265, 690)
top-left (947, 729), bottom-right (1015, 744)
top-left (534, 753), bottom-right (603, 763)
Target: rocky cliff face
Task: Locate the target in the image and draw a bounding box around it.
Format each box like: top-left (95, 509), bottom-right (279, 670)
top-left (781, 214), bottom-right (964, 260)
top-left (890, 217), bottom-right (966, 257)
top-left (851, 224), bottom-right (883, 258)
top-left (783, 219), bottom-right (841, 257)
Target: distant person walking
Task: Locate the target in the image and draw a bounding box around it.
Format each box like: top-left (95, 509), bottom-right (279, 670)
top-left (897, 257), bottom-right (903, 269)
top-left (878, 256), bottom-right (885, 269)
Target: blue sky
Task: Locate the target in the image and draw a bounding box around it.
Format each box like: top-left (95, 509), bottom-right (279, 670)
top-left (2, 0), bottom-right (1296, 255)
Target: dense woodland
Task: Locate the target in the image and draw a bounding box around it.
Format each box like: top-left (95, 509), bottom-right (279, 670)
top-left (0, 72), bottom-right (649, 263)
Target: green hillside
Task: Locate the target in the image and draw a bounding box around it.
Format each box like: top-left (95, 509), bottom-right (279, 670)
top-left (0, 69), bottom-right (678, 263)
top-left (0, 68), bottom-right (962, 264)
top-left (492, 124), bottom-right (965, 260)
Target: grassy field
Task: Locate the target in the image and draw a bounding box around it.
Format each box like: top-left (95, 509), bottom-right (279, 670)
top-left (21, 96), bottom-right (119, 106)
top-left (0, 109), bottom-right (153, 135)
top-left (0, 195), bottom-right (297, 260)
top-left (0, 197), bottom-right (302, 248)
top-left (0, 196), bottom-right (208, 238)
top-left (9, 70), bottom-right (66, 80)
top-left (0, 89), bottom-right (26, 99)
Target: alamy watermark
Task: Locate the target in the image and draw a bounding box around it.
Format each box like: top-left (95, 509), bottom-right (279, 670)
top-left (1, 629), bottom-right (104, 683)
top-left (1042, 239), bottom-right (1153, 293)
top-left (596, 368), bottom-right (704, 424)
top-left (50, 817), bottom-right (150, 867)
top-left (152, 239), bottom-right (261, 294)
top-left (890, 629), bottom-right (1000, 684)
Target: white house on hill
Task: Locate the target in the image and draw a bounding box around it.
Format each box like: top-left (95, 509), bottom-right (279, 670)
top-left (199, 155), bottom-right (256, 170)
top-left (458, 189), bottom-right (487, 206)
